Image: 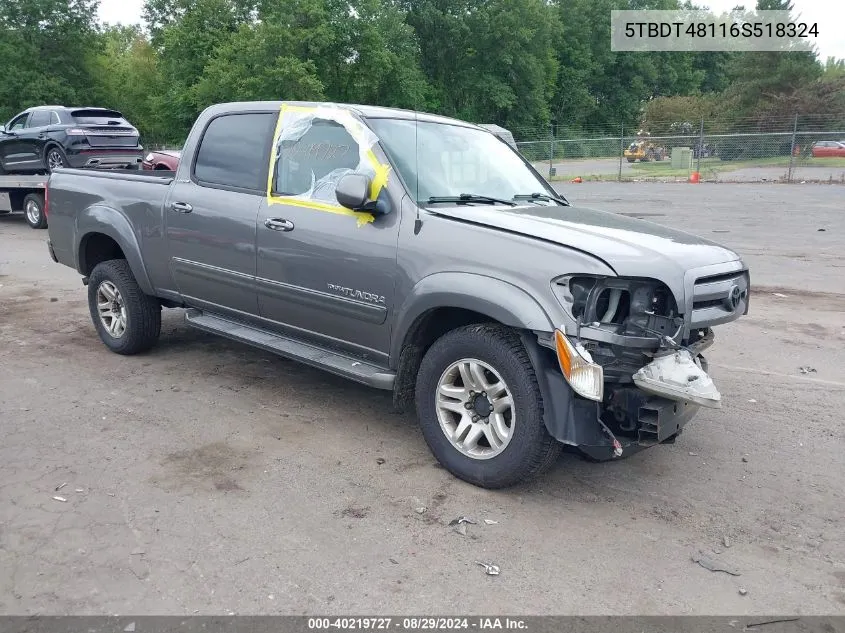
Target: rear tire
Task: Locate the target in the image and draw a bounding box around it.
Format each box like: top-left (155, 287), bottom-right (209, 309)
top-left (87, 259), bottom-right (161, 355)
top-left (23, 193), bottom-right (47, 229)
top-left (45, 146), bottom-right (69, 173)
top-left (415, 324), bottom-right (561, 489)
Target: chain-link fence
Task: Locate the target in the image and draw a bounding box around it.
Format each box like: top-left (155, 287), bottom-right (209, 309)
top-left (513, 114), bottom-right (845, 184)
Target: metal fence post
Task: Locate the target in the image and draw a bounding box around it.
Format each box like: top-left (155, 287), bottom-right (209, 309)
top-left (787, 113), bottom-right (798, 183)
top-left (618, 123), bottom-right (624, 182)
top-left (696, 118), bottom-right (704, 175)
top-left (548, 124), bottom-right (554, 180)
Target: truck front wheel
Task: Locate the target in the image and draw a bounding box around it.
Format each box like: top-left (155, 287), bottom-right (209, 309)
top-left (415, 324), bottom-right (561, 488)
top-left (87, 259), bottom-right (161, 355)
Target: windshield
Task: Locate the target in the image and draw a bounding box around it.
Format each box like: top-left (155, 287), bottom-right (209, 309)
top-left (366, 118), bottom-right (553, 205)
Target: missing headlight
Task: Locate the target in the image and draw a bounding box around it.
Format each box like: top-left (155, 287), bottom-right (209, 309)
top-left (555, 275), bottom-right (679, 335)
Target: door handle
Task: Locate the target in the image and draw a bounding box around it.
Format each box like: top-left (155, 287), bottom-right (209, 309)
top-left (171, 202), bottom-right (193, 213)
top-left (264, 218), bottom-right (295, 232)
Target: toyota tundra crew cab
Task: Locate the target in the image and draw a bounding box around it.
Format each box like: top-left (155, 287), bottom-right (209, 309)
top-left (45, 101), bottom-right (750, 489)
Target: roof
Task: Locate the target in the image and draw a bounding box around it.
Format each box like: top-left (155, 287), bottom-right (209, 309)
top-left (205, 101), bottom-right (482, 130)
top-left (24, 105), bottom-right (123, 113)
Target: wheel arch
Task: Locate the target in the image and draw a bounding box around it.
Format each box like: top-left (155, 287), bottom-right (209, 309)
top-left (391, 273), bottom-right (555, 365)
top-left (43, 141), bottom-right (63, 162)
top-left (389, 273), bottom-right (556, 413)
top-left (75, 206), bottom-right (154, 294)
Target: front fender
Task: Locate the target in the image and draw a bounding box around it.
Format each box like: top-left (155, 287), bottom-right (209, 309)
top-left (74, 205), bottom-right (154, 295)
top-left (391, 272), bottom-right (555, 362)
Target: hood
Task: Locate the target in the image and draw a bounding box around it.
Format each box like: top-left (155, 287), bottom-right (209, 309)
top-left (427, 203), bottom-right (740, 279)
top-left (155, 150), bottom-right (182, 158)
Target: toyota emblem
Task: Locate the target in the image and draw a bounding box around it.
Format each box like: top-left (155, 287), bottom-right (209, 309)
top-left (726, 285), bottom-right (743, 310)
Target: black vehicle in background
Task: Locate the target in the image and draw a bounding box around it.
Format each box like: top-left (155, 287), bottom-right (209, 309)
top-left (0, 106), bottom-right (144, 174)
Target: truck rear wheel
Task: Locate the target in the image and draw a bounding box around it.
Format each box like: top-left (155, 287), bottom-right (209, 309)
top-left (415, 324), bottom-right (560, 489)
top-left (23, 193), bottom-right (47, 229)
top-left (87, 259), bottom-right (161, 355)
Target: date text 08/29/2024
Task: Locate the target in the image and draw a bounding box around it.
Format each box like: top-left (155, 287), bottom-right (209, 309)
top-left (307, 618), bottom-right (528, 630)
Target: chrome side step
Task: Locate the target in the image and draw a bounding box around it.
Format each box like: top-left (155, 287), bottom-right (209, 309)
top-left (184, 309), bottom-right (395, 390)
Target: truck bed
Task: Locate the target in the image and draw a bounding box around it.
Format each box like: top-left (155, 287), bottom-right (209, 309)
top-left (46, 167), bottom-right (175, 272)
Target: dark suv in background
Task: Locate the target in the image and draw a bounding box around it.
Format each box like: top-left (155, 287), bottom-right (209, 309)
top-left (0, 106), bottom-right (143, 174)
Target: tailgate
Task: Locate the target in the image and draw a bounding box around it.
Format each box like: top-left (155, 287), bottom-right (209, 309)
top-left (79, 125), bottom-right (140, 148)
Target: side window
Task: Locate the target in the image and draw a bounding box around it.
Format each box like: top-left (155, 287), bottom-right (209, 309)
top-left (194, 113), bottom-right (277, 192)
top-left (273, 120), bottom-right (359, 197)
top-left (9, 113), bottom-right (29, 130)
top-left (51, 111), bottom-right (61, 125)
top-left (29, 111), bottom-right (51, 128)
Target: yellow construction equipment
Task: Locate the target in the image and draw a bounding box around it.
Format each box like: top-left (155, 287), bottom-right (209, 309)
top-left (624, 139), bottom-right (666, 163)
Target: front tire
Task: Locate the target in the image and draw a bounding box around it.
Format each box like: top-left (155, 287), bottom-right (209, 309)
top-left (415, 324), bottom-right (561, 489)
top-left (87, 260), bottom-right (161, 355)
top-left (23, 193), bottom-right (47, 229)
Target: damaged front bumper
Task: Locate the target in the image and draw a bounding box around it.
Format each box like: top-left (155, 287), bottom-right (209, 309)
top-left (521, 328), bottom-right (720, 462)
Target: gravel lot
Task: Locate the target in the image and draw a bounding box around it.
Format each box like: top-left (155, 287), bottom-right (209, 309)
top-left (1, 183), bottom-right (844, 615)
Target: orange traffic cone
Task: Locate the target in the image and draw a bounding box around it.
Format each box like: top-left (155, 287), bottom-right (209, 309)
top-left (689, 171), bottom-right (700, 183)
top-left (571, 176), bottom-right (583, 183)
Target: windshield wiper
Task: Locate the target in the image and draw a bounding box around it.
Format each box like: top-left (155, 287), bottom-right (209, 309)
top-left (513, 192), bottom-right (570, 206)
top-left (427, 193), bottom-right (517, 207)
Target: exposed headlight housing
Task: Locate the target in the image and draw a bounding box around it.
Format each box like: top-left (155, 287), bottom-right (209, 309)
top-left (145, 153), bottom-right (154, 162)
top-left (552, 274), bottom-right (680, 338)
top-left (554, 330), bottom-right (604, 401)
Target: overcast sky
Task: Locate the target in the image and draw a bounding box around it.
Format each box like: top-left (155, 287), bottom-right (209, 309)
top-left (98, 0), bottom-right (844, 61)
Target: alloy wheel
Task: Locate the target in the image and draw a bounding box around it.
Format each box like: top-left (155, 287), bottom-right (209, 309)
top-left (96, 281), bottom-right (128, 338)
top-left (435, 358), bottom-right (515, 460)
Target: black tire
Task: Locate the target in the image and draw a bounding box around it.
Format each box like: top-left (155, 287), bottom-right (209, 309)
top-left (23, 193), bottom-right (47, 229)
top-left (415, 324), bottom-right (561, 489)
top-left (45, 145), bottom-right (69, 173)
top-left (87, 259), bottom-right (161, 355)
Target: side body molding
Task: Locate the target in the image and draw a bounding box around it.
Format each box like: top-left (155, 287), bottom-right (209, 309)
top-left (390, 272), bottom-right (556, 364)
top-left (74, 205), bottom-right (155, 295)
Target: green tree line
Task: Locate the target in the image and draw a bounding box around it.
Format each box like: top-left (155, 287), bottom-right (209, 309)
top-left (1, 0), bottom-right (842, 146)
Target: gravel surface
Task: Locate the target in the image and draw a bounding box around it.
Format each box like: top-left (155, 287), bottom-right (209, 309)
top-left (0, 183), bottom-right (843, 615)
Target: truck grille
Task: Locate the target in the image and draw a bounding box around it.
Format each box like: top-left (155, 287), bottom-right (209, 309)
top-left (690, 269), bottom-right (750, 329)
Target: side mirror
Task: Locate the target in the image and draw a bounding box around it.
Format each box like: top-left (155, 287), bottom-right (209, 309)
top-left (336, 173), bottom-right (372, 211)
top-left (0, 125), bottom-right (6, 134)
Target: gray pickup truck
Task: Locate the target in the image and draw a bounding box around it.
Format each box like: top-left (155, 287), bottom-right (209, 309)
top-left (45, 101), bottom-right (750, 488)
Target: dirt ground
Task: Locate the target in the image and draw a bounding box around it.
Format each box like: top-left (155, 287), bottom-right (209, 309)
top-left (0, 183), bottom-right (844, 616)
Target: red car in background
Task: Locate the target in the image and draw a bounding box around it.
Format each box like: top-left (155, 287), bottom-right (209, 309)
top-left (142, 149), bottom-right (181, 171)
top-left (811, 141), bottom-right (845, 158)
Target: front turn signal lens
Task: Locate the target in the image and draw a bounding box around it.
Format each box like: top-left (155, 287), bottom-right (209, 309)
top-left (554, 330), bottom-right (604, 402)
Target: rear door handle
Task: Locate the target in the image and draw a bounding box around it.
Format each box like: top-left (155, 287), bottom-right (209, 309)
top-left (171, 202), bottom-right (193, 213)
top-left (264, 218), bottom-right (295, 232)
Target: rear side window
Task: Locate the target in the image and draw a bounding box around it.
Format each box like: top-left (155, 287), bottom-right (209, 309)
top-left (29, 111), bottom-right (51, 127)
top-left (70, 109), bottom-right (128, 125)
top-left (194, 113), bottom-right (277, 192)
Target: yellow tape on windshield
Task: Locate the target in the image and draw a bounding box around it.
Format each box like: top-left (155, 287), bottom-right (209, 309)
top-left (266, 104), bottom-right (391, 227)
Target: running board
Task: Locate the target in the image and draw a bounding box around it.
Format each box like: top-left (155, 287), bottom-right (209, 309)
top-left (184, 309), bottom-right (395, 390)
